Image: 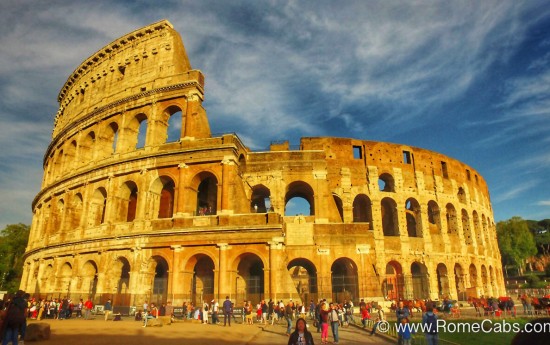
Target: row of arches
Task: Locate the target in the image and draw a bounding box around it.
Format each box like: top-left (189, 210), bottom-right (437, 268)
top-left (45, 105), bottom-right (186, 184)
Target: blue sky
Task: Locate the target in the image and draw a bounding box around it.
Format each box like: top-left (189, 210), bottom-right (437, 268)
top-left (1, 0), bottom-right (549, 229)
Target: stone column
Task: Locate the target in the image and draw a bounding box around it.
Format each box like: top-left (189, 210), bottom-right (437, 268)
top-left (175, 164), bottom-right (189, 216)
top-left (220, 157), bottom-right (236, 214)
top-left (217, 243), bottom-right (229, 299)
top-left (169, 245), bottom-right (184, 304)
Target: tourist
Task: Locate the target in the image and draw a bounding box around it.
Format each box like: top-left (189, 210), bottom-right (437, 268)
top-left (396, 301), bottom-right (410, 345)
top-left (2, 290), bottom-right (27, 345)
top-left (143, 303), bottom-right (158, 327)
top-left (83, 297), bottom-right (93, 320)
top-left (361, 305), bottom-right (370, 328)
top-left (261, 300), bottom-right (268, 325)
top-left (370, 307), bottom-right (385, 336)
top-left (287, 317), bottom-right (315, 345)
top-left (211, 299), bottom-right (219, 324)
top-left (285, 300), bottom-right (294, 336)
top-left (319, 302), bottom-right (329, 344)
top-left (422, 303), bottom-right (439, 345)
top-left (104, 299), bottom-right (113, 321)
top-left (328, 303), bottom-right (340, 344)
top-left (223, 296), bottom-right (232, 326)
top-left (398, 317), bottom-right (415, 345)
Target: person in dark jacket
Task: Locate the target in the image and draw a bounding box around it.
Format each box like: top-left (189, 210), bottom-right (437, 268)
top-left (288, 318), bottom-right (315, 345)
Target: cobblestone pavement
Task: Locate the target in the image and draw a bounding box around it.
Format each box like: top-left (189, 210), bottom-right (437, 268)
top-left (28, 317), bottom-right (393, 345)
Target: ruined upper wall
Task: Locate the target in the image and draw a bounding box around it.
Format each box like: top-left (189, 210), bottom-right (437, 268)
top-left (52, 19), bottom-right (201, 137)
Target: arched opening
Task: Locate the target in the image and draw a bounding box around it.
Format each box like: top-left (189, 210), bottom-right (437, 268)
top-left (331, 258), bottom-right (359, 303)
top-left (113, 257), bottom-right (131, 308)
top-left (190, 255), bottom-right (215, 306)
top-left (383, 261), bottom-right (404, 300)
top-left (80, 261), bottom-right (98, 301)
top-left (102, 122), bottom-right (119, 157)
top-left (52, 199), bottom-right (64, 235)
top-left (482, 215), bottom-right (489, 249)
top-left (405, 198), bottom-right (422, 237)
top-left (427, 200), bottom-right (441, 234)
top-left (88, 187), bottom-right (107, 226)
top-left (196, 173), bottom-right (218, 215)
top-left (238, 154), bottom-right (246, 176)
top-left (469, 264), bottom-right (478, 297)
top-left (454, 263), bottom-right (466, 300)
top-left (381, 197), bottom-right (399, 236)
top-left (288, 258), bottom-right (318, 302)
top-left (250, 185), bottom-right (271, 213)
top-left (55, 150), bottom-right (64, 177)
top-left (57, 263), bottom-right (73, 298)
top-left (436, 263), bottom-right (450, 299)
top-left (489, 266), bottom-right (496, 295)
top-left (136, 114), bottom-right (148, 149)
top-left (378, 173), bottom-right (395, 192)
top-left (462, 209), bottom-right (473, 245)
top-left (65, 140), bottom-right (77, 173)
top-left (446, 203), bottom-right (458, 235)
top-left (40, 264), bottom-right (54, 294)
top-left (285, 181), bottom-right (314, 216)
top-left (236, 253), bottom-right (265, 303)
top-left (117, 181), bottom-right (138, 222)
top-left (151, 176), bottom-right (175, 219)
top-left (457, 187), bottom-right (466, 203)
top-left (333, 194), bottom-right (344, 222)
top-left (166, 107), bottom-right (183, 143)
top-left (70, 193), bottom-right (83, 230)
top-left (80, 131), bottom-right (95, 164)
top-left (473, 211), bottom-right (483, 246)
top-left (151, 256), bottom-right (169, 304)
top-left (352, 194), bottom-right (373, 228)
top-left (481, 265), bottom-right (489, 296)
top-left (411, 262), bottom-right (429, 299)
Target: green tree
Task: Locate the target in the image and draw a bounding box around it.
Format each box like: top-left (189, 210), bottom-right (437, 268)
top-left (497, 217), bottom-right (537, 275)
top-left (0, 223), bottom-right (30, 292)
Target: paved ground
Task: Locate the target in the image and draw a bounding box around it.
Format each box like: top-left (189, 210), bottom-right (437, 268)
top-left (29, 317), bottom-right (393, 345)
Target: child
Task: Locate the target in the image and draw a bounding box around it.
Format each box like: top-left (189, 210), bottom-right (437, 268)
top-left (361, 306), bottom-right (370, 328)
top-left (398, 317), bottom-right (415, 345)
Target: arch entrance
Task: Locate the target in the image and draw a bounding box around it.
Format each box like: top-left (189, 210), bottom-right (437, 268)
top-left (331, 258), bottom-right (359, 303)
top-left (288, 258), bottom-right (318, 303)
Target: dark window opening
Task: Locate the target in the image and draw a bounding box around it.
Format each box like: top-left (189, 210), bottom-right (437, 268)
top-left (353, 146), bottom-right (362, 159)
top-left (441, 161), bottom-right (448, 179)
top-left (466, 169), bottom-right (471, 181)
top-left (403, 151), bottom-right (411, 164)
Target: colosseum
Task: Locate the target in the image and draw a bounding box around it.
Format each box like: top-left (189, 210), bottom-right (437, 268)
top-left (21, 20), bottom-right (505, 310)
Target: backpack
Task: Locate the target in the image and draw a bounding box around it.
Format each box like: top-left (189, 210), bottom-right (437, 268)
top-left (425, 313), bottom-right (438, 334)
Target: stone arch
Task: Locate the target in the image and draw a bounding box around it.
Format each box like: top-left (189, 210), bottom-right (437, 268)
top-left (250, 184), bottom-right (271, 213)
top-left (285, 181), bottom-right (315, 216)
top-left (80, 260), bottom-right (98, 300)
top-left (54, 149), bottom-right (64, 178)
top-left (411, 262), bottom-right (429, 299)
top-left (117, 180), bottom-right (138, 222)
top-left (481, 215), bottom-right (489, 249)
top-left (462, 209), bottom-right (473, 245)
top-left (405, 198), bottom-right (422, 237)
top-left (235, 253), bottom-right (265, 303)
top-left (332, 193), bottom-right (344, 222)
top-left (473, 211), bottom-right (482, 246)
top-left (446, 203), bottom-right (459, 235)
top-left (287, 258), bottom-right (318, 301)
top-left (331, 257), bottom-right (359, 303)
top-left (469, 263), bottom-right (478, 293)
top-left (65, 140), bottom-right (77, 172)
top-left (150, 255), bottom-right (169, 304)
top-left (481, 265), bottom-right (489, 296)
top-left (352, 194), bottom-right (373, 228)
top-left (381, 197), bottom-right (399, 236)
top-left (489, 265), bottom-right (496, 295)
top-left (238, 153), bottom-right (246, 176)
top-left (129, 113), bottom-right (148, 149)
top-left (88, 187), bottom-right (107, 226)
top-left (80, 131), bottom-right (95, 165)
top-left (150, 176), bottom-right (175, 219)
top-left (378, 173), bottom-right (395, 192)
top-left (436, 263), bottom-right (450, 299)
top-left (457, 187), bottom-right (466, 203)
top-left (454, 263), bottom-right (466, 300)
top-left (190, 171), bottom-right (218, 216)
top-left (70, 193), bottom-right (83, 230)
top-left (57, 262), bottom-right (73, 297)
top-left (165, 105), bottom-right (183, 143)
top-left (384, 261), bottom-right (404, 300)
top-left (109, 256), bottom-right (131, 307)
top-left (40, 264), bottom-right (55, 294)
top-left (427, 200), bottom-right (442, 234)
top-left (185, 254), bottom-right (216, 306)
top-left (51, 198), bottom-right (64, 235)
top-left (100, 121), bottom-right (119, 157)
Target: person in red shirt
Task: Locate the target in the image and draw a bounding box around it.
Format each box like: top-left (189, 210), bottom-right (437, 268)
top-left (84, 298), bottom-right (93, 320)
top-left (361, 306), bottom-right (370, 328)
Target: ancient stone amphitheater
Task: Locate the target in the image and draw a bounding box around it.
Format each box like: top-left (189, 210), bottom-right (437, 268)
top-left (21, 20), bottom-right (505, 309)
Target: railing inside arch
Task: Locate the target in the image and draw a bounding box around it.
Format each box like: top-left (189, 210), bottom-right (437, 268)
top-left (331, 274), bottom-right (358, 303)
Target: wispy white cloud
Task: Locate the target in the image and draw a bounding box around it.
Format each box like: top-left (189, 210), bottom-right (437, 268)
top-left (493, 180), bottom-right (541, 203)
top-left (537, 200), bottom-right (550, 206)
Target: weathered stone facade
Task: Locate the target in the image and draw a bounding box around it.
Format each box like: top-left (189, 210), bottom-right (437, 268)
top-left (21, 20), bottom-right (505, 309)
